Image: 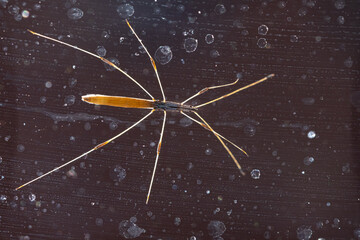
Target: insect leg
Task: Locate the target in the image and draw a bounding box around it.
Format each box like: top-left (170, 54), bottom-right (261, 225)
top-left (125, 20), bottom-right (166, 102)
top-left (181, 111), bottom-right (248, 157)
top-left (16, 110), bottom-right (154, 190)
top-left (146, 110), bottom-right (166, 204)
top-left (191, 111), bottom-right (246, 176)
top-left (27, 30), bottom-right (155, 100)
top-left (194, 74), bottom-right (275, 109)
top-left (181, 79), bottom-right (239, 105)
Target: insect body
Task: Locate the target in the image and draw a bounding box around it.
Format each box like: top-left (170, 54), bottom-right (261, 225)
top-left (17, 20), bottom-right (274, 204)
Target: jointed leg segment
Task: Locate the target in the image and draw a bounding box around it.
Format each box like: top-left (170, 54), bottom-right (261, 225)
top-left (181, 111), bottom-right (248, 157)
top-left (126, 20), bottom-right (166, 102)
top-left (191, 111), bottom-right (246, 176)
top-left (27, 29), bottom-right (155, 100)
top-left (181, 78), bottom-right (239, 105)
top-left (146, 110), bottom-right (167, 204)
top-left (16, 110), bottom-right (154, 190)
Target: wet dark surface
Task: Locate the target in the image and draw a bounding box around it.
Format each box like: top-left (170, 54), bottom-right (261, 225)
top-left (0, 1), bottom-right (359, 239)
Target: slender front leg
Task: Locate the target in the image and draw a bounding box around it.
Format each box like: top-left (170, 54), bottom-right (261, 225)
top-left (16, 110), bottom-right (154, 190)
top-left (146, 110), bottom-right (167, 204)
top-left (181, 79), bottom-right (239, 105)
top-left (192, 111), bottom-right (246, 176)
top-left (194, 74), bottom-right (275, 109)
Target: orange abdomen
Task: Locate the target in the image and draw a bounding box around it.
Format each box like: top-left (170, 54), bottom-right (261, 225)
top-left (82, 95), bottom-right (155, 109)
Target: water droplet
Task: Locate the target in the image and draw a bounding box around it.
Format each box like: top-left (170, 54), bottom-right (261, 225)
top-left (209, 49), bottom-right (220, 58)
top-left (337, 15), bottom-right (345, 25)
top-left (119, 37), bottom-right (125, 43)
top-left (154, 46), bottom-right (173, 65)
top-left (109, 121), bottom-right (118, 130)
top-left (118, 220), bottom-right (145, 239)
top-left (45, 81), bottom-right (52, 88)
top-left (95, 218), bottom-right (104, 226)
top-left (298, 7), bottom-right (307, 17)
top-left (258, 25), bottom-right (268, 35)
top-left (0, 156), bottom-right (2, 163)
top-left (184, 38), bottom-right (198, 53)
top-left (244, 125), bottom-right (256, 137)
top-left (17, 144), bottom-right (25, 153)
top-left (95, 46), bottom-right (107, 57)
top-left (64, 95), bottom-right (76, 106)
top-left (67, 8), bottom-right (84, 20)
top-left (334, 0), bottom-right (345, 9)
top-left (207, 220), bottom-right (226, 237)
top-left (174, 217), bottom-right (181, 226)
top-left (110, 165), bottom-right (126, 182)
top-left (303, 156), bottom-right (314, 166)
top-left (117, 4), bottom-right (134, 18)
top-left (8, 5), bottom-right (20, 15)
top-left (205, 34), bottom-right (214, 44)
top-left (205, 148), bottom-right (213, 155)
top-left (0, 175), bottom-right (4, 181)
top-left (251, 169), bottom-right (261, 179)
top-left (307, 131), bottom-right (316, 139)
top-left (104, 57), bottom-right (119, 71)
top-left (296, 226), bottom-right (312, 240)
top-left (257, 38), bottom-right (268, 48)
top-left (344, 57), bottom-right (353, 68)
top-left (68, 77), bottom-right (77, 88)
top-left (22, 10), bottom-right (30, 18)
top-left (206, 190), bottom-right (210, 194)
top-left (290, 35), bottom-right (299, 43)
top-left (0, 195), bottom-right (7, 201)
top-left (28, 193), bottom-right (36, 202)
top-left (214, 4), bottom-right (226, 15)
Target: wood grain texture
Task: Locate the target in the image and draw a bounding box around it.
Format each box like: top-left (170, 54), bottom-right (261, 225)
top-left (0, 1), bottom-right (359, 239)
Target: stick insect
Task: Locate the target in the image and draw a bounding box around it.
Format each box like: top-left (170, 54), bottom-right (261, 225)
top-left (16, 20), bottom-right (275, 204)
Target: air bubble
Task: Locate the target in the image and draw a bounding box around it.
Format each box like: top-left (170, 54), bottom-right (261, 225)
top-left (307, 131), bottom-right (316, 139)
top-left (28, 193), bottom-right (36, 202)
top-left (251, 169), bottom-right (261, 179)
top-left (205, 34), bottom-right (214, 44)
top-left (45, 81), bottom-right (52, 88)
top-left (22, 10), bottom-right (30, 18)
top-left (67, 7), bottom-right (83, 20)
top-left (290, 35), bottom-right (299, 43)
top-left (17, 144), bottom-right (25, 152)
top-left (184, 38), bottom-right (198, 53)
top-left (64, 95), bottom-right (76, 106)
top-left (95, 46), bottom-right (107, 57)
top-left (303, 156), bottom-right (314, 166)
top-left (214, 4), bottom-right (226, 15)
top-left (117, 4), bottom-right (134, 18)
top-left (257, 38), bottom-right (267, 48)
top-left (154, 46), bottom-right (173, 65)
top-left (258, 25), bottom-right (268, 35)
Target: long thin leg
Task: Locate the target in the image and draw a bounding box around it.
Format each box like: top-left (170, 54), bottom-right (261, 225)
top-left (16, 110), bottom-right (154, 190)
top-left (27, 30), bottom-right (155, 100)
top-left (146, 110), bottom-right (167, 204)
top-left (181, 79), bottom-right (239, 105)
top-left (195, 74), bottom-right (275, 109)
top-left (192, 111), bottom-right (245, 176)
top-left (126, 20), bottom-right (166, 102)
top-left (181, 111), bottom-right (248, 157)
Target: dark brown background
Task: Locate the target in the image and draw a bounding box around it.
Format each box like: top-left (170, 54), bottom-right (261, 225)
top-left (0, 0), bottom-right (359, 239)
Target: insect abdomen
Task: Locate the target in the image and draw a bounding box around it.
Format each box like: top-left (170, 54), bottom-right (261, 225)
top-left (82, 94), bottom-right (155, 109)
